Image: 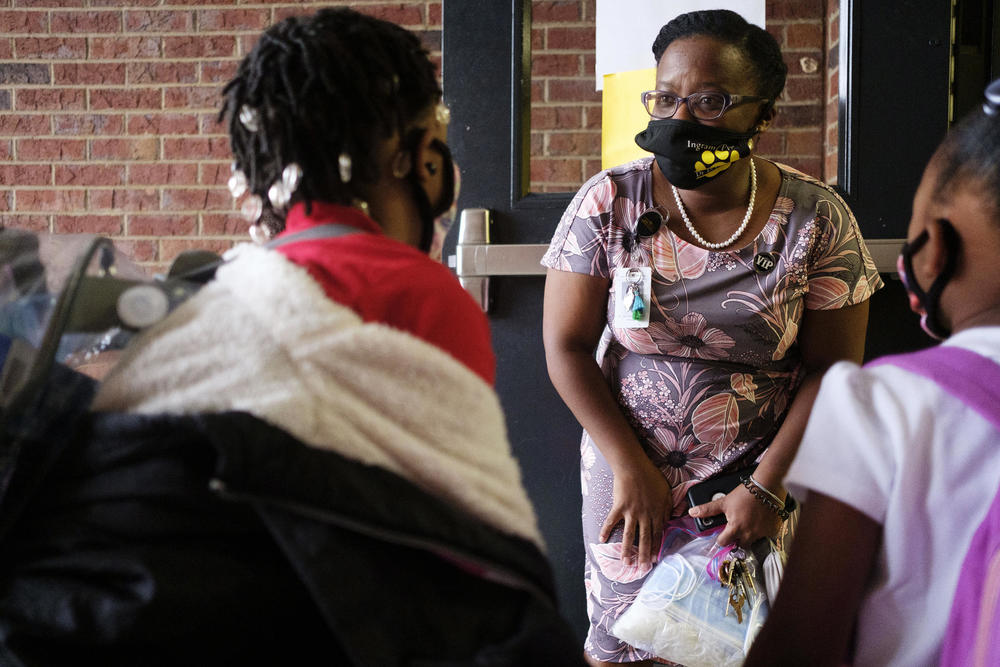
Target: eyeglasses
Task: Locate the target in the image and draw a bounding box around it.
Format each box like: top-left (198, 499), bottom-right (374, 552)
top-left (640, 90), bottom-right (771, 121)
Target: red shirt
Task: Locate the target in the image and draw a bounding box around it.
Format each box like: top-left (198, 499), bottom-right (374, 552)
top-left (275, 202), bottom-right (495, 385)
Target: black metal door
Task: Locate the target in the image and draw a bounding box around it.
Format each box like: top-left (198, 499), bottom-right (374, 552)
top-left (442, 0), bottom-right (588, 640)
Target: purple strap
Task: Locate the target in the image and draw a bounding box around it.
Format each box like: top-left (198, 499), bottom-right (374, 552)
top-left (868, 346), bottom-right (1000, 666)
top-left (866, 346), bottom-right (1000, 432)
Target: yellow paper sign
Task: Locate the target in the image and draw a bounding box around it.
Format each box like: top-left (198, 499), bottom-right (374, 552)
top-left (601, 67), bottom-right (656, 170)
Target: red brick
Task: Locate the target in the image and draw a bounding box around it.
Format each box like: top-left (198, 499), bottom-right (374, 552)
top-left (776, 103), bottom-right (823, 126)
top-left (53, 62), bottom-right (126, 85)
top-left (766, 0), bottom-right (824, 20)
top-left (124, 9), bottom-right (194, 33)
top-left (824, 153), bottom-right (838, 185)
top-left (16, 88), bottom-right (85, 111)
top-left (783, 76), bottom-right (823, 103)
top-left (15, 37), bottom-right (87, 59)
top-left (532, 53), bottom-right (581, 77)
top-left (201, 212), bottom-right (246, 235)
top-left (200, 59), bottom-right (238, 84)
top-left (826, 124), bottom-right (839, 152)
top-left (0, 10), bottom-right (47, 33)
top-left (353, 4), bottom-right (424, 27)
top-left (0, 215), bottom-right (51, 233)
top-left (0, 39), bottom-right (12, 59)
top-left (787, 22), bottom-right (823, 49)
top-left (531, 80), bottom-right (544, 103)
top-left (273, 6), bottom-right (314, 23)
top-left (54, 214), bottom-right (122, 235)
top-left (129, 163), bottom-right (198, 186)
top-left (164, 85), bottom-right (223, 110)
top-left (779, 156), bottom-right (823, 177)
top-left (531, 28), bottom-right (544, 50)
top-left (199, 162), bottom-right (229, 187)
top-left (783, 51), bottom-right (823, 75)
top-left (15, 0), bottom-right (83, 6)
top-left (548, 79), bottom-right (600, 104)
top-left (428, 2), bottom-right (441, 26)
top-left (53, 114), bottom-right (124, 136)
top-left (90, 0), bottom-right (159, 6)
top-left (162, 137), bottom-right (230, 160)
top-left (545, 27), bottom-right (594, 50)
top-left (199, 113), bottom-right (226, 134)
top-left (197, 8), bottom-right (270, 32)
top-left (54, 164), bottom-right (126, 187)
top-left (582, 106), bottom-right (601, 130)
top-left (51, 10), bottom-right (121, 33)
top-left (160, 238), bottom-right (233, 265)
top-left (129, 214), bottom-right (196, 236)
top-left (87, 189), bottom-right (113, 209)
top-left (534, 1), bottom-right (581, 22)
top-left (0, 164), bottom-right (50, 186)
top-left (164, 35), bottom-right (235, 59)
top-left (531, 105), bottom-right (582, 130)
top-left (582, 0), bottom-right (596, 21)
top-left (0, 141), bottom-right (10, 160)
top-left (0, 191), bottom-right (8, 212)
top-left (757, 129), bottom-right (786, 156)
top-left (547, 131), bottom-right (600, 156)
top-left (127, 61), bottom-right (198, 85)
top-left (766, 24), bottom-right (785, 48)
top-left (585, 158), bottom-right (602, 177)
top-left (530, 157), bottom-right (583, 185)
top-left (786, 129), bottom-right (823, 156)
top-left (161, 187), bottom-right (230, 212)
top-left (16, 138), bottom-right (86, 161)
top-left (15, 188), bottom-right (86, 212)
top-left (114, 188), bottom-right (162, 211)
top-left (0, 115), bottom-right (49, 136)
top-left (113, 238), bottom-right (159, 264)
top-left (89, 36), bottom-right (161, 59)
top-left (91, 138), bottom-right (160, 161)
top-left (127, 113), bottom-right (200, 136)
top-left (90, 88), bottom-right (162, 111)
top-left (530, 132), bottom-right (543, 155)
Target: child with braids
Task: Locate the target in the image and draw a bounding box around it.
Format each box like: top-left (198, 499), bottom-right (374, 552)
top-left (745, 79), bottom-right (1000, 666)
top-left (0, 9), bottom-right (583, 666)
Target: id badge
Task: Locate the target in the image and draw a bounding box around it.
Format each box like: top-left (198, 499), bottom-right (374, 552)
top-left (612, 266), bottom-right (651, 328)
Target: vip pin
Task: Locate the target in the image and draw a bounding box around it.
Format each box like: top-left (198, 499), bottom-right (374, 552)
top-left (753, 252), bottom-right (778, 273)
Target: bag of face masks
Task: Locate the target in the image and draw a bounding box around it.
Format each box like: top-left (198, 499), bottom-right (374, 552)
top-left (611, 518), bottom-right (769, 667)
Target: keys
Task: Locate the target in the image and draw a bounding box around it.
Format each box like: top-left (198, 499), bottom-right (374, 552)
top-left (719, 555), bottom-right (753, 624)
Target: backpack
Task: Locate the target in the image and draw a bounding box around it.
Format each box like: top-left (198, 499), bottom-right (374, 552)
top-left (868, 345), bottom-right (1000, 667)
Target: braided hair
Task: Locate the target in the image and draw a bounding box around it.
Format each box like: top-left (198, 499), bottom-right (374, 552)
top-left (933, 102), bottom-right (1000, 218)
top-left (219, 8), bottom-right (441, 235)
top-left (651, 9), bottom-right (787, 107)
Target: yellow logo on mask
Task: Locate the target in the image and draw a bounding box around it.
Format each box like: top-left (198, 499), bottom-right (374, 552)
top-left (695, 148), bottom-right (742, 179)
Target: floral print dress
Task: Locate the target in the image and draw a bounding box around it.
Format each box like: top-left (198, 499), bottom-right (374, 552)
top-left (541, 157), bottom-right (883, 663)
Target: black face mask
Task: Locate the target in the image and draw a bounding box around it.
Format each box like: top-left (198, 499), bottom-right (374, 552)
top-left (403, 132), bottom-right (456, 254)
top-left (897, 219), bottom-right (961, 340)
top-left (634, 118), bottom-right (758, 190)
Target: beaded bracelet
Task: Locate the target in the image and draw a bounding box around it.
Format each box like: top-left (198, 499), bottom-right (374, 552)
top-left (748, 474), bottom-right (785, 507)
top-left (740, 475), bottom-right (791, 520)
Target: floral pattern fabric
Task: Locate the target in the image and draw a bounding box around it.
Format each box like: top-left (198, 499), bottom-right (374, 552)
top-left (541, 157), bottom-right (883, 662)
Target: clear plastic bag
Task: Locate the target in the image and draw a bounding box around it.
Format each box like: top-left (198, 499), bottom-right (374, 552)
top-left (611, 519), bottom-right (769, 667)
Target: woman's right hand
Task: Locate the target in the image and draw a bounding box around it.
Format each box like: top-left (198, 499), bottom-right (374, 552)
top-left (600, 456), bottom-right (673, 568)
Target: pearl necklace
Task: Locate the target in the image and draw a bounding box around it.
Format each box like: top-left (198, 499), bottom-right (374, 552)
top-left (671, 158), bottom-right (757, 250)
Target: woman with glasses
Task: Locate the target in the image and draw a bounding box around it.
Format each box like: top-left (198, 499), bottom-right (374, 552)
top-left (541, 9), bottom-right (882, 665)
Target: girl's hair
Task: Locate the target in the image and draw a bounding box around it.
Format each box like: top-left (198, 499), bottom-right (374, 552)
top-left (219, 8), bottom-right (441, 232)
top-left (651, 9), bottom-right (787, 107)
top-left (933, 105), bottom-right (1000, 215)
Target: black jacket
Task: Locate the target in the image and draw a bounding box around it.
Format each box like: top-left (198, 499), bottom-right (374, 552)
top-left (0, 365), bottom-right (583, 666)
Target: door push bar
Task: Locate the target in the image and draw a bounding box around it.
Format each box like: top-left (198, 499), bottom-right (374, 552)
top-left (448, 208), bottom-right (548, 312)
top-left (448, 208), bottom-right (904, 313)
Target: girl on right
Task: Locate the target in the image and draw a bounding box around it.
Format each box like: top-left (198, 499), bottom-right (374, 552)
top-left (745, 79), bottom-right (1000, 667)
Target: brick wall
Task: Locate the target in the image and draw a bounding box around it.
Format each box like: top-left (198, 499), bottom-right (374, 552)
top-left (0, 0), bottom-right (832, 272)
top-left (0, 1), bottom-right (442, 273)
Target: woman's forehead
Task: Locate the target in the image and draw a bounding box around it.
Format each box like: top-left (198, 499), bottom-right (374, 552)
top-left (655, 35), bottom-right (754, 90)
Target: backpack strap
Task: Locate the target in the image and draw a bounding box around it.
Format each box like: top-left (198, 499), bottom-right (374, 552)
top-left (866, 345), bottom-right (1000, 432)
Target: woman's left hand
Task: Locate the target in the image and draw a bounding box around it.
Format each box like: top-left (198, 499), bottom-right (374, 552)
top-left (689, 484), bottom-right (782, 547)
